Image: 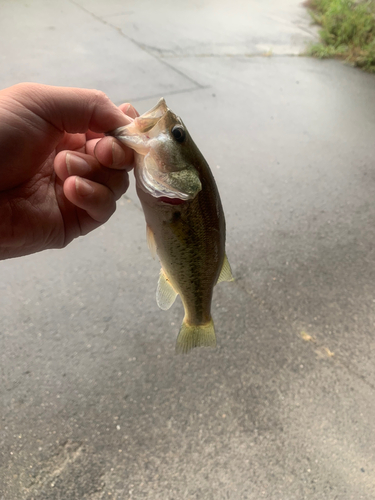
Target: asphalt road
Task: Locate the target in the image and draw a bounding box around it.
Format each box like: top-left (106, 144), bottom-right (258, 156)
top-left (1, 1), bottom-right (375, 499)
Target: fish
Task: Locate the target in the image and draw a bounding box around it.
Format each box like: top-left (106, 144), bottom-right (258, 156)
top-left (107, 98), bottom-right (233, 353)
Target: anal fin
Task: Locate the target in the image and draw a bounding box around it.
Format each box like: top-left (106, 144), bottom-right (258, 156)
top-left (156, 269), bottom-right (178, 310)
top-left (217, 253), bottom-right (234, 284)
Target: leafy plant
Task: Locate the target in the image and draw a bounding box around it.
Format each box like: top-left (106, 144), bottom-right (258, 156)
top-left (306, 0), bottom-right (375, 72)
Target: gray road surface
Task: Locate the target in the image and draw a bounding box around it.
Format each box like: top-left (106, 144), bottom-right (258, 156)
top-left (1, 1), bottom-right (375, 499)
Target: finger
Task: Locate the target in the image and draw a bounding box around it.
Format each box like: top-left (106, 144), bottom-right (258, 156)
top-left (85, 138), bottom-right (101, 157)
top-left (55, 151), bottom-right (130, 200)
top-left (86, 130), bottom-right (104, 141)
top-left (94, 136), bottom-right (134, 170)
top-left (56, 132), bottom-right (87, 154)
top-left (119, 102), bottom-right (140, 119)
top-left (63, 176), bottom-right (117, 226)
top-left (83, 104), bottom-right (138, 142)
top-left (88, 104), bottom-right (138, 169)
top-left (9, 83), bottom-right (133, 134)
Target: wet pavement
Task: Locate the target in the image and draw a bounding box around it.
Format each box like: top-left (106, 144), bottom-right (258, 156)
top-left (1, 1), bottom-right (375, 499)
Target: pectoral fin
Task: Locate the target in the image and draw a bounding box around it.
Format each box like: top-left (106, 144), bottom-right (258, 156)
top-left (156, 269), bottom-right (178, 310)
top-left (146, 224), bottom-right (157, 259)
top-left (217, 254), bottom-right (234, 284)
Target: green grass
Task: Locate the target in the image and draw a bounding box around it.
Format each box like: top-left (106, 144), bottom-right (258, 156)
top-left (306, 0), bottom-right (375, 72)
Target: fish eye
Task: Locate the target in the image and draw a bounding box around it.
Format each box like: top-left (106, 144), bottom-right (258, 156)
top-left (171, 125), bottom-right (186, 143)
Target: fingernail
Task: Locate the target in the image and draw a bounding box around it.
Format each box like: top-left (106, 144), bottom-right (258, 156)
top-left (66, 153), bottom-right (91, 176)
top-left (75, 177), bottom-right (94, 197)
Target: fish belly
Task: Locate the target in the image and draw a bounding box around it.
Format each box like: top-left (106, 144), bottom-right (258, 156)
top-left (140, 191), bottom-right (224, 325)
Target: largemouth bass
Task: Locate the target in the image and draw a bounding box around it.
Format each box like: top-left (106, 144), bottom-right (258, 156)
top-left (108, 99), bottom-right (233, 353)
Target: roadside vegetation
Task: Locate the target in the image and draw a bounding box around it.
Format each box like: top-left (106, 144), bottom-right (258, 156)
top-left (306, 0), bottom-right (375, 72)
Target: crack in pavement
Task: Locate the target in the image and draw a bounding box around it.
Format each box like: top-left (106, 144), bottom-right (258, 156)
top-left (68, 0), bottom-right (205, 90)
top-left (159, 53), bottom-right (306, 59)
top-left (117, 84), bottom-right (211, 105)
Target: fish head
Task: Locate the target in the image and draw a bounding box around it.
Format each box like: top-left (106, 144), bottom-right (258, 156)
top-left (108, 98), bottom-right (202, 201)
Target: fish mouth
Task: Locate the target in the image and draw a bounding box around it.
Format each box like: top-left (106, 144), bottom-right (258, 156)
top-left (133, 98), bottom-right (169, 133)
top-left (158, 196), bottom-right (186, 205)
top-left (113, 98), bottom-right (169, 139)
top-left (106, 98), bottom-right (172, 156)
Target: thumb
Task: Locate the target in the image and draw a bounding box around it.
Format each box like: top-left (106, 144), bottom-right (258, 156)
top-left (3, 83), bottom-right (132, 134)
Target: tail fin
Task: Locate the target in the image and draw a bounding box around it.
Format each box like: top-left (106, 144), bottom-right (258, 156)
top-left (175, 319), bottom-right (216, 354)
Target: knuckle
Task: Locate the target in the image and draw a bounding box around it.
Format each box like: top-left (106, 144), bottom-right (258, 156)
top-left (103, 197), bottom-right (116, 221)
top-left (119, 173), bottom-right (130, 195)
top-left (92, 89), bottom-right (109, 105)
top-left (109, 171), bottom-right (129, 200)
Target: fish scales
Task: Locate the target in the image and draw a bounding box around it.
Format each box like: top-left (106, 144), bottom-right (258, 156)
top-left (141, 172), bottom-right (223, 325)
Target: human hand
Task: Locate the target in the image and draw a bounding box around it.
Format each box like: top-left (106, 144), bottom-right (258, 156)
top-left (0, 83), bottom-right (138, 260)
